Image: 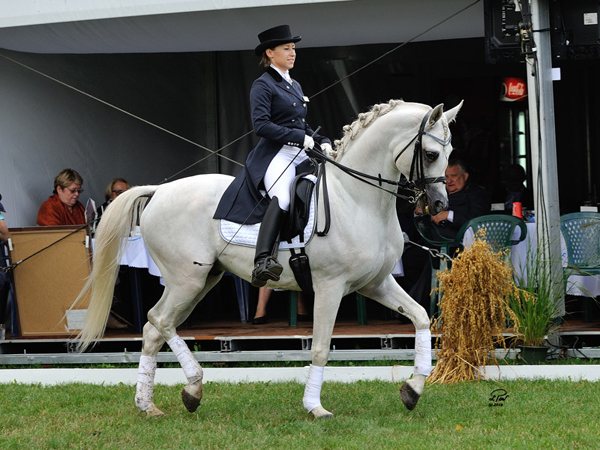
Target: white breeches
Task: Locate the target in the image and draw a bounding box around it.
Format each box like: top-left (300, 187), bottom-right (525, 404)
top-left (264, 145), bottom-right (308, 211)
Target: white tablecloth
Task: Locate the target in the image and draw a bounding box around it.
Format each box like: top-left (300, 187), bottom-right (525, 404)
top-left (92, 236), bottom-right (162, 282)
top-left (118, 236), bottom-right (161, 279)
top-left (512, 223), bottom-right (600, 297)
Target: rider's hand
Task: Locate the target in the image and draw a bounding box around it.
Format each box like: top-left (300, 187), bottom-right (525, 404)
top-left (303, 135), bottom-right (315, 151)
top-left (320, 142), bottom-right (333, 155)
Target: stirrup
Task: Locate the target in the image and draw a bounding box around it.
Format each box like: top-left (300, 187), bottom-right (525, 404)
top-left (251, 256), bottom-right (283, 287)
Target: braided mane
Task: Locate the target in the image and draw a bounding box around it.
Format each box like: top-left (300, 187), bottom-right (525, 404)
top-left (333, 99), bottom-right (405, 160)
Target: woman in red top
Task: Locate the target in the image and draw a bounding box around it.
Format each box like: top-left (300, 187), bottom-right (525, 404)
top-left (37, 168), bottom-right (86, 226)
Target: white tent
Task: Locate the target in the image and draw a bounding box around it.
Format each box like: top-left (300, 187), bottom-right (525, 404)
top-left (0, 0), bottom-right (483, 53)
top-left (0, 0), bottom-right (485, 227)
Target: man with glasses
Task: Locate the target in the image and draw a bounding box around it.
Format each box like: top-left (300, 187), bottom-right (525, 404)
top-left (37, 168), bottom-right (86, 226)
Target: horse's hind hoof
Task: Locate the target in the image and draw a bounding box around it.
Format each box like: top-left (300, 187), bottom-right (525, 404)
top-left (310, 406), bottom-right (334, 419)
top-left (400, 381), bottom-right (421, 411)
top-left (182, 388), bottom-right (201, 413)
top-left (144, 405), bottom-right (166, 417)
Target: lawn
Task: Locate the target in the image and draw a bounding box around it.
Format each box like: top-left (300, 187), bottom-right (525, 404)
top-left (0, 378), bottom-right (598, 449)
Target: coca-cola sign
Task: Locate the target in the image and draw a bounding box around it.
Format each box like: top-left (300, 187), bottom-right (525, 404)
top-left (500, 77), bottom-right (527, 102)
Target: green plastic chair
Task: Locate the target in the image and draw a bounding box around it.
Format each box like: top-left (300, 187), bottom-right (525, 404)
top-left (415, 214), bottom-right (528, 316)
top-left (560, 212), bottom-right (600, 322)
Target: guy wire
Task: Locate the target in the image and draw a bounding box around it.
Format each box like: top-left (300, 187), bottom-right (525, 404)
top-left (0, 0), bottom-right (481, 184)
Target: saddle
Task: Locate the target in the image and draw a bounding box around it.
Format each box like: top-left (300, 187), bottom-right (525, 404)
top-left (280, 172), bottom-right (316, 242)
top-left (280, 163), bottom-right (322, 294)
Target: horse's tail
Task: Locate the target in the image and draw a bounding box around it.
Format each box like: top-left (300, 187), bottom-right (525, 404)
top-left (75, 185), bottom-right (158, 352)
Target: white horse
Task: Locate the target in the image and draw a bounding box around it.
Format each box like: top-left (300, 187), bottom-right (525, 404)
top-left (76, 99), bottom-right (461, 418)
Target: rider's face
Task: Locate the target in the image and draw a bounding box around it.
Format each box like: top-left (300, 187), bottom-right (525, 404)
top-left (267, 43), bottom-right (296, 73)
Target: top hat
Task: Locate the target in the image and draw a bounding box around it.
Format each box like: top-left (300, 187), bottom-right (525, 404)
top-left (255, 25), bottom-right (301, 56)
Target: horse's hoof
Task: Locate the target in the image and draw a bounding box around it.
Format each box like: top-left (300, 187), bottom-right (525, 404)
top-left (182, 387), bottom-right (202, 413)
top-left (144, 405), bottom-right (166, 417)
top-left (310, 406), bottom-right (334, 419)
top-left (400, 381), bottom-right (421, 411)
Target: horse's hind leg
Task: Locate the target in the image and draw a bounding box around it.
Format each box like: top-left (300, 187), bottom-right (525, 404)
top-left (135, 321), bottom-right (166, 417)
top-left (147, 273), bottom-right (222, 414)
top-left (169, 334), bottom-right (204, 413)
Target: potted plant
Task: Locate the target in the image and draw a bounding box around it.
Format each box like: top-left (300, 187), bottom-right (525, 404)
top-left (509, 242), bottom-right (563, 364)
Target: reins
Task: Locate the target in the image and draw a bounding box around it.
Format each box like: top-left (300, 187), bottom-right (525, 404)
top-left (308, 108), bottom-right (451, 205)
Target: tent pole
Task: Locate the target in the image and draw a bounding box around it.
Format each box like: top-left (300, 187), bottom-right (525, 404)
top-left (525, 0), bottom-right (564, 315)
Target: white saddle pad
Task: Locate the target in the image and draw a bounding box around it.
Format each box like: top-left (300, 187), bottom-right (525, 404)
top-left (219, 176), bottom-right (317, 250)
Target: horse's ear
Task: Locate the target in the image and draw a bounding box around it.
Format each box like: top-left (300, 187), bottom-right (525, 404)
top-left (443, 100), bottom-right (464, 124)
top-left (428, 103), bottom-right (445, 128)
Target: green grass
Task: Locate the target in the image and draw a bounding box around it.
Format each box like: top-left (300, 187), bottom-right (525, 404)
top-left (0, 379), bottom-right (598, 449)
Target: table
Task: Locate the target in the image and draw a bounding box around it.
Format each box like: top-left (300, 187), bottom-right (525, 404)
top-left (465, 222), bottom-right (600, 298)
top-left (511, 223), bottom-right (600, 298)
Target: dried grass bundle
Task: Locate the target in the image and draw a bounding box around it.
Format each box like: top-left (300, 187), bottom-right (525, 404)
top-left (428, 230), bottom-right (520, 384)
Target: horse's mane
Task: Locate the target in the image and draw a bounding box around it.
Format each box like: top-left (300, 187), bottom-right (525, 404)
top-left (333, 99), bottom-right (407, 160)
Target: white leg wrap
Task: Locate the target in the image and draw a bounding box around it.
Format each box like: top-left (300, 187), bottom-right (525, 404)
top-left (414, 328), bottom-right (432, 376)
top-left (135, 354), bottom-right (156, 411)
top-left (167, 336), bottom-right (203, 384)
top-left (303, 364), bottom-right (324, 413)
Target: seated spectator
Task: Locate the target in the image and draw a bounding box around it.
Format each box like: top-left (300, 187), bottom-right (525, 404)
top-left (419, 159), bottom-right (491, 238)
top-left (0, 194), bottom-right (8, 242)
top-left (492, 163), bottom-right (534, 212)
top-left (37, 168), bottom-right (86, 226)
top-left (403, 159), bottom-right (491, 311)
top-left (97, 178), bottom-right (132, 330)
top-left (96, 178), bottom-right (131, 222)
top-left (253, 286), bottom-right (309, 325)
top-left (0, 195), bottom-right (10, 334)
top-left (37, 171), bottom-right (127, 328)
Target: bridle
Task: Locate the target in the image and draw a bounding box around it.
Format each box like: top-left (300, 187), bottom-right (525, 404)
top-left (395, 109), bottom-right (451, 201)
top-left (309, 108), bottom-right (452, 204)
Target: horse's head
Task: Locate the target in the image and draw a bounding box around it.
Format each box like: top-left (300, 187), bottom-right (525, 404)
top-left (395, 101), bottom-right (463, 216)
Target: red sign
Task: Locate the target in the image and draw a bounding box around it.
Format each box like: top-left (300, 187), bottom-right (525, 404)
top-left (500, 77), bottom-right (527, 102)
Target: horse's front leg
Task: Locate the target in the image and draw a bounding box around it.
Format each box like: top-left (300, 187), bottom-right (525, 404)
top-left (359, 275), bottom-right (432, 411)
top-left (135, 321), bottom-right (166, 417)
top-left (303, 289), bottom-right (343, 419)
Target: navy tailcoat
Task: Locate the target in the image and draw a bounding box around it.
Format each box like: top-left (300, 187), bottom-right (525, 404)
top-left (214, 67), bottom-right (330, 224)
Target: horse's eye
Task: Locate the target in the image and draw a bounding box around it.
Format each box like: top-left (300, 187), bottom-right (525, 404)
top-left (425, 151), bottom-right (438, 162)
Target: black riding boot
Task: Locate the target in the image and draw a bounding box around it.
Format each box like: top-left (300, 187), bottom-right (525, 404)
top-left (251, 197), bottom-right (286, 287)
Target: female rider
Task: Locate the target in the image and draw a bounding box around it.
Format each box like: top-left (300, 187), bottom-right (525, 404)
top-left (214, 24), bottom-right (332, 287)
